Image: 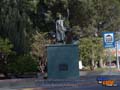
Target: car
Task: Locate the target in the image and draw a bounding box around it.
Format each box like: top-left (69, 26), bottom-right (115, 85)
top-left (106, 61), bottom-right (116, 68)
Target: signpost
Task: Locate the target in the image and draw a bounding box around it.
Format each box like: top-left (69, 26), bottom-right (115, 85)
top-left (103, 32), bottom-right (115, 48)
top-left (103, 32), bottom-right (115, 73)
top-left (116, 40), bottom-right (120, 69)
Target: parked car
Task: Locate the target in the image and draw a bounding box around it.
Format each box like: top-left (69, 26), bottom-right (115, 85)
top-left (106, 61), bottom-right (116, 68)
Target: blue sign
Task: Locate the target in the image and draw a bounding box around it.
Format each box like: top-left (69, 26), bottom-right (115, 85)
top-left (103, 32), bottom-right (115, 48)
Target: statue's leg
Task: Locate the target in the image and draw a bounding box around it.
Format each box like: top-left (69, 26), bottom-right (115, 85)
top-left (56, 31), bottom-right (61, 42)
top-left (61, 31), bottom-right (65, 41)
top-left (56, 30), bottom-right (65, 43)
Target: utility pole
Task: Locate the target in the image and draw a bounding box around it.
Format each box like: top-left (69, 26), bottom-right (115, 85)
top-left (116, 41), bottom-right (120, 69)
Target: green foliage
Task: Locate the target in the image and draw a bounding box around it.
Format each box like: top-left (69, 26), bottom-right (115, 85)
top-left (79, 37), bottom-right (104, 66)
top-left (69, 0), bottom-right (120, 37)
top-left (1, 0), bottom-right (120, 54)
top-left (0, 37), bottom-right (13, 75)
top-left (1, 0), bottom-right (120, 71)
top-left (0, 0), bottom-right (33, 54)
top-left (31, 31), bottom-right (50, 58)
top-left (7, 54), bottom-right (38, 74)
top-left (0, 37), bottom-right (13, 54)
top-left (32, 0), bottom-right (69, 32)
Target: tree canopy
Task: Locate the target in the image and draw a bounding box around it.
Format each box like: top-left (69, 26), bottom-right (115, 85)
top-left (0, 0), bottom-right (120, 70)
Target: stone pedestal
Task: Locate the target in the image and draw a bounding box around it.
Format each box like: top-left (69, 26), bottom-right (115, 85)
top-left (47, 44), bottom-right (79, 79)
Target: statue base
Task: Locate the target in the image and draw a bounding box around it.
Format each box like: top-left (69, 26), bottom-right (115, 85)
top-left (46, 44), bottom-right (79, 79)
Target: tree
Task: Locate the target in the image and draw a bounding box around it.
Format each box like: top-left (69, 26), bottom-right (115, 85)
top-left (31, 0), bottom-right (69, 32)
top-left (30, 31), bottom-right (51, 73)
top-left (69, 0), bottom-right (120, 37)
top-left (79, 37), bottom-right (104, 70)
top-left (0, 37), bottom-right (13, 77)
top-left (0, 0), bottom-right (37, 54)
top-left (31, 31), bottom-right (50, 58)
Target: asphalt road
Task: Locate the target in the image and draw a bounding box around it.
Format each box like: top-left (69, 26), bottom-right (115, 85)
top-left (0, 71), bottom-right (120, 90)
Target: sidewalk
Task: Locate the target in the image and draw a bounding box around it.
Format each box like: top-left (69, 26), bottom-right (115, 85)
top-left (80, 70), bottom-right (120, 76)
top-left (0, 77), bottom-right (97, 90)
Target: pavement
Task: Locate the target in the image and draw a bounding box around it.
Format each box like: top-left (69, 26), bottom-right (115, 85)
top-left (0, 77), bottom-right (97, 90)
top-left (0, 70), bottom-right (120, 90)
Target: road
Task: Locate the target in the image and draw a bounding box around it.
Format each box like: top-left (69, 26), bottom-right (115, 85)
top-left (0, 71), bottom-right (120, 90)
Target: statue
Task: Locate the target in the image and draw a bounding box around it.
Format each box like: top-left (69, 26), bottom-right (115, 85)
top-left (55, 14), bottom-right (77, 44)
top-left (56, 15), bottom-right (66, 43)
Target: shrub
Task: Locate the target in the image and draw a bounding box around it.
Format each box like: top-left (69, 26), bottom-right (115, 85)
top-left (7, 54), bottom-right (38, 75)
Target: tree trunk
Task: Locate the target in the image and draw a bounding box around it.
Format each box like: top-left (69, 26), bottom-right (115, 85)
top-left (98, 58), bottom-right (104, 68)
top-left (91, 45), bottom-right (95, 70)
top-left (90, 59), bottom-right (95, 70)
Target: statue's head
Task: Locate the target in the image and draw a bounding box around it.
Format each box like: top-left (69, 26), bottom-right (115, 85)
top-left (58, 14), bottom-right (62, 19)
top-left (56, 13), bottom-right (62, 20)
